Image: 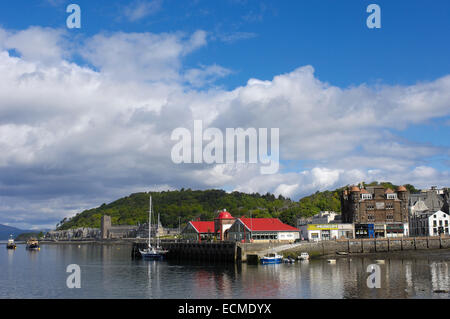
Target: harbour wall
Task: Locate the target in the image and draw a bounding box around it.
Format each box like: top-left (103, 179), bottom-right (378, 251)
top-left (131, 236), bottom-right (450, 263)
top-left (278, 236), bottom-right (450, 260)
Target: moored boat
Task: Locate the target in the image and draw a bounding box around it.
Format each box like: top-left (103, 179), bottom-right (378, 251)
top-left (139, 195), bottom-right (168, 260)
top-left (26, 238), bottom-right (40, 250)
top-left (6, 235), bottom-right (16, 249)
top-left (298, 252), bottom-right (309, 260)
top-left (260, 253), bottom-right (282, 264)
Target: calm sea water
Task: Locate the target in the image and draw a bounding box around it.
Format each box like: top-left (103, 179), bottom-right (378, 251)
top-left (0, 242), bottom-right (449, 299)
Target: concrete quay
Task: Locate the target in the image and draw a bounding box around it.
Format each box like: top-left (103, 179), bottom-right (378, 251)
top-left (131, 236), bottom-right (450, 263)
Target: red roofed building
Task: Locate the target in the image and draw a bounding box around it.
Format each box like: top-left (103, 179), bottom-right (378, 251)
top-left (181, 221), bottom-right (215, 242)
top-left (227, 218), bottom-right (300, 243)
top-left (214, 209), bottom-right (235, 241)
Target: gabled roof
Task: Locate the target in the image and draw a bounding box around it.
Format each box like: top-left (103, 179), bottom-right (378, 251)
top-left (189, 221), bottom-right (215, 233)
top-left (238, 218), bottom-right (299, 232)
top-left (360, 188), bottom-right (370, 194)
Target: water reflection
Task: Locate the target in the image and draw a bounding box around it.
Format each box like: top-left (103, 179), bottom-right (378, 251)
top-left (0, 244), bottom-right (449, 299)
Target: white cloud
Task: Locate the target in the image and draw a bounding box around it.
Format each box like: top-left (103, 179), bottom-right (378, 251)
top-left (4, 27), bottom-right (68, 64)
top-left (0, 26), bottom-right (449, 228)
top-left (124, 0), bottom-right (163, 22)
top-left (185, 64), bottom-right (232, 87)
top-left (80, 30), bottom-right (207, 82)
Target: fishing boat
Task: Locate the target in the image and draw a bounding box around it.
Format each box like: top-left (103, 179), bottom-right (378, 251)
top-left (6, 235), bottom-right (16, 249)
top-left (139, 195), bottom-right (168, 260)
top-left (260, 253), bottom-right (282, 264)
top-left (298, 252), bottom-right (309, 260)
top-left (26, 238), bottom-right (40, 250)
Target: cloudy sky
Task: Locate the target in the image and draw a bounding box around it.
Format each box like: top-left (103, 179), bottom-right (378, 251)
top-left (0, 0), bottom-right (449, 229)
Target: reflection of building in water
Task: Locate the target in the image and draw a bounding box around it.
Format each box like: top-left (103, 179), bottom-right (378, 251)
top-left (430, 262), bottom-right (449, 292)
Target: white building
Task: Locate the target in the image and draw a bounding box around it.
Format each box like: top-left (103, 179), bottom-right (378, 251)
top-left (297, 211), bottom-right (340, 228)
top-left (299, 223), bottom-right (354, 241)
top-left (409, 210), bottom-right (449, 237)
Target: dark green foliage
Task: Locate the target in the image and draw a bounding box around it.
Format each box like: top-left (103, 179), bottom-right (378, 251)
top-left (15, 232), bottom-right (42, 241)
top-left (57, 189), bottom-right (291, 230)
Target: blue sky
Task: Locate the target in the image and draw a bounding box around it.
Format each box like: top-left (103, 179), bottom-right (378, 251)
top-left (1, 0), bottom-right (449, 87)
top-left (0, 0), bottom-right (449, 229)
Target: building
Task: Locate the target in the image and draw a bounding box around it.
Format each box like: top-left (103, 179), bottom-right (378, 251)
top-left (100, 215), bottom-right (138, 239)
top-left (409, 187), bottom-right (450, 216)
top-left (45, 228), bottom-right (101, 240)
top-left (181, 221), bottom-right (216, 242)
top-left (299, 223), bottom-right (354, 241)
top-left (214, 209), bottom-right (235, 241)
top-left (297, 211), bottom-right (340, 228)
top-left (409, 210), bottom-right (449, 237)
top-left (227, 218), bottom-right (300, 243)
top-left (340, 185), bottom-right (410, 237)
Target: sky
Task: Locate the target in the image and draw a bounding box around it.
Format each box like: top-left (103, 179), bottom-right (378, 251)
top-left (0, 0), bottom-right (449, 229)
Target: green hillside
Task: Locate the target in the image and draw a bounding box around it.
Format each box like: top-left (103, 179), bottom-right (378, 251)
top-left (57, 182), bottom-right (419, 230)
top-left (57, 189), bottom-right (292, 230)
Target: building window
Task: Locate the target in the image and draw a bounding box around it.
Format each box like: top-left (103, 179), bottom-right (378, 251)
top-left (433, 221), bottom-right (437, 227)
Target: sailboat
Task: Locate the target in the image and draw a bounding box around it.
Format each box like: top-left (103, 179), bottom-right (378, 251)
top-left (139, 195), bottom-right (168, 260)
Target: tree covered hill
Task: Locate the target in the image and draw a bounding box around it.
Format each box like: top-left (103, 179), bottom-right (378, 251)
top-left (57, 189), bottom-right (292, 230)
top-left (56, 182), bottom-right (419, 230)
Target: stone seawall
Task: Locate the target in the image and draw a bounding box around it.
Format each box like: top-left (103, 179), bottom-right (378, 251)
top-left (280, 236), bottom-right (450, 260)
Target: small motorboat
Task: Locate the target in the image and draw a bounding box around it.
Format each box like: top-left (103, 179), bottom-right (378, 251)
top-left (260, 253), bottom-right (283, 264)
top-left (6, 236), bottom-right (16, 249)
top-left (26, 238), bottom-right (40, 250)
top-left (375, 260), bottom-right (385, 264)
top-left (283, 257), bottom-right (295, 263)
top-left (327, 259), bottom-right (336, 264)
top-left (298, 252), bottom-right (309, 260)
top-left (336, 251), bottom-right (348, 256)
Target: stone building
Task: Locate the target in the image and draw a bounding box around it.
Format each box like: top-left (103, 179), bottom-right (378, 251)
top-left (45, 228), bottom-right (101, 240)
top-left (409, 187), bottom-right (450, 216)
top-left (340, 185), bottom-right (409, 237)
top-left (100, 215), bottom-right (138, 239)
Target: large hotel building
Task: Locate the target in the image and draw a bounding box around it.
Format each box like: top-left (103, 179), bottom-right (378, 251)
top-left (340, 185), bottom-right (409, 237)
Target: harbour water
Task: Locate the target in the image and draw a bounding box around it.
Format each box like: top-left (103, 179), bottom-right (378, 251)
top-left (1, 243), bottom-right (449, 299)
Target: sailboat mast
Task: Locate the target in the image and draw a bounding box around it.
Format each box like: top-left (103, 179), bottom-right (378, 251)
top-left (157, 212), bottom-right (160, 248)
top-left (148, 195), bottom-right (152, 247)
